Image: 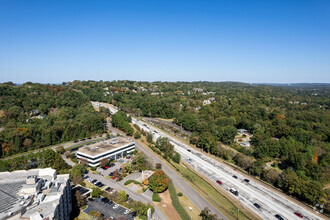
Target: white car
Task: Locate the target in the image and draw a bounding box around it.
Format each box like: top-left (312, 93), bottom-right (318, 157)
top-left (113, 204), bottom-right (119, 209)
top-left (124, 210), bottom-right (129, 215)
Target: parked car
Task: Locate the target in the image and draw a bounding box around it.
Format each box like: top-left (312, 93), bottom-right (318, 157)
top-left (101, 197), bottom-right (109, 203)
top-left (216, 180), bottom-right (223, 185)
top-left (294, 212), bottom-right (303, 218)
top-left (244, 179), bottom-right (250, 183)
top-left (232, 175), bottom-right (238, 179)
top-left (91, 179), bottom-right (97, 184)
top-left (105, 187), bottom-right (111, 192)
top-left (109, 172), bottom-right (114, 177)
top-left (124, 210), bottom-right (129, 215)
top-left (253, 203), bottom-right (261, 209)
top-left (113, 204), bottom-right (119, 209)
top-left (274, 214), bottom-right (284, 220)
top-left (187, 149), bottom-right (191, 152)
top-left (107, 200), bottom-right (113, 205)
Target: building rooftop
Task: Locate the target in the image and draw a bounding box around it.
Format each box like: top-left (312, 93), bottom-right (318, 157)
top-left (0, 168), bottom-right (69, 220)
top-left (77, 137), bottom-right (134, 156)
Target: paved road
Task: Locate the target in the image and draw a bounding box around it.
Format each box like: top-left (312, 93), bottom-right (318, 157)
top-left (2, 136), bottom-right (106, 160)
top-left (87, 171), bottom-right (167, 220)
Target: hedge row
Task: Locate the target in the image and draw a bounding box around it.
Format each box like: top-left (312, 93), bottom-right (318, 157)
top-left (124, 179), bottom-right (143, 186)
top-left (152, 192), bottom-right (161, 202)
top-left (168, 178), bottom-right (190, 219)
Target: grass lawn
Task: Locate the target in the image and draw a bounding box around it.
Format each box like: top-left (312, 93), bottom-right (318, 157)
top-left (175, 186), bottom-right (201, 219)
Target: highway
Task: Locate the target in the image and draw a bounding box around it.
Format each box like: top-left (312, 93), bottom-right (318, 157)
top-left (134, 119), bottom-right (323, 220)
top-left (95, 101), bottom-right (324, 220)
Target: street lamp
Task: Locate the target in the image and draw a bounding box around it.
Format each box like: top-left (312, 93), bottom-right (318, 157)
top-left (188, 207), bottom-right (193, 220)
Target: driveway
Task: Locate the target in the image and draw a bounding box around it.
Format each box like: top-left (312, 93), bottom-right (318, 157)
top-left (120, 172), bottom-right (142, 184)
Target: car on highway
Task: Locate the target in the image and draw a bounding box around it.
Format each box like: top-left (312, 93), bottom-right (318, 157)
top-left (229, 188), bottom-right (239, 196)
top-left (244, 178), bottom-right (250, 183)
top-left (274, 214), bottom-right (284, 220)
top-left (232, 175), bottom-right (238, 179)
top-left (253, 203), bottom-right (261, 209)
top-left (124, 209), bottom-right (129, 215)
top-left (187, 149), bottom-right (191, 152)
top-left (216, 180), bottom-right (223, 185)
top-left (113, 204), bottom-right (119, 209)
top-left (294, 212), bottom-right (303, 218)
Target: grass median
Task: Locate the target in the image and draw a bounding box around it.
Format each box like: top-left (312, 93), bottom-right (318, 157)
top-left (171, 161), bottom-right (259, 220)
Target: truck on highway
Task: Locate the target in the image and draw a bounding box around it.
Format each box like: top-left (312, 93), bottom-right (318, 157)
top-left (229, 188), bottom-right (239, 196)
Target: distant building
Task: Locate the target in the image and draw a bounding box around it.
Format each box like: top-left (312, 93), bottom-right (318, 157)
top-left (193, 88), bottom-right (203, 92)
top-left (203, 99), bottom-right (211, 105)
top-left (0, 168), bottom-right (71, 220)
top-left (240, 141), bottom-right (251, 148)
top-left (77, 137), bottom-right (135, 167)
top-left (238, 129), bottom-right (248, 134)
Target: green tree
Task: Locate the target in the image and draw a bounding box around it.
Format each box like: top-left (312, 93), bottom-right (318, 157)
top-left (91, 187), bottom-right (102, 198)
top-left (199, 207), bottom-right (218, 220)
top-left (119, 190), bottom-right (127, 201)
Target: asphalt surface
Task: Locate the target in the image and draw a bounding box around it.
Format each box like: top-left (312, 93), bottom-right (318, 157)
top-left (85, 198), bottom-right (135, 220)
top-left (87, 171), bottom-right (167, 220)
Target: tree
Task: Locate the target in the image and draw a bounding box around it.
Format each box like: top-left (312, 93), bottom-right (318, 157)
top-left (172, 152), bottom-right (181, 163)
top-left (262, 168), bottom-right (280, 184)
top-left (199, 207), bottom-right (218, 220)
top-left (91, 187), bottom-right (102, 198)
top-left (148, 170), bottom-right (170, 193)
top-left (134, 131), bottom-right (141, 139)
top-left (75, 190), bottom-right (86, 207)
top-left (119, 190), bottom-right (127, 201)
top-left (99, 158), bottom-right (109, 167)
top-left (89, 210), bottom-right (102, 220)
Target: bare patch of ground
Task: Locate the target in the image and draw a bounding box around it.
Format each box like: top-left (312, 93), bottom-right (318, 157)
top-left (156, 190), bottom-right (181, 220)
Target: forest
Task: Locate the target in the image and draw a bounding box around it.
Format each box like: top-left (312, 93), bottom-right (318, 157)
top-left (66, 80), bottom-right (329, 212)
top-left (0, 82), bottom-right (106, 157)
top-left (0, 80), bottom-right (329, 213)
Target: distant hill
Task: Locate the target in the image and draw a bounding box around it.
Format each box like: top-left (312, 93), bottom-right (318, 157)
top-left (252, 83), bottom-right (330, 88)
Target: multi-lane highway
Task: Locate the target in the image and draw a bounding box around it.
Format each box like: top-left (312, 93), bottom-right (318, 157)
top-left (94, 101), bottom-right (324, 220)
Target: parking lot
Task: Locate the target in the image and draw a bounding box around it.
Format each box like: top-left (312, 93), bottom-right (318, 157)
top-left (84, 197), bottom-right (135, 220)
top-left (99, 156), bottom-right (133, 177)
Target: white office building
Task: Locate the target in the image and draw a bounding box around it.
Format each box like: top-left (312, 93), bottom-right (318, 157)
top-left (77, 137), bottom-right (135, 167)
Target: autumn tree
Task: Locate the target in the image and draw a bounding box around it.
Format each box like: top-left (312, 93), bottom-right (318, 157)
top-left (99, 158), bottom-right (109, 167)
top-left (148, 170), bottom-right (169, 193)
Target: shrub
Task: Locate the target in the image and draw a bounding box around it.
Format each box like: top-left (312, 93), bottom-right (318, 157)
top-left (168, 178), bottom-right (190, 219)
top-left (124, 179), bottom-right (142, 186)
top-left (90, 166), bottom-right (97, 171)
top-left (152, 192), bottom-right (161, 202)
top-left (178, 192), bottom-right (183, 197)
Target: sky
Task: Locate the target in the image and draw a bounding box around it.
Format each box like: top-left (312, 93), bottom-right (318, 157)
top-left (0, 0), bottom-right (329, 84)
